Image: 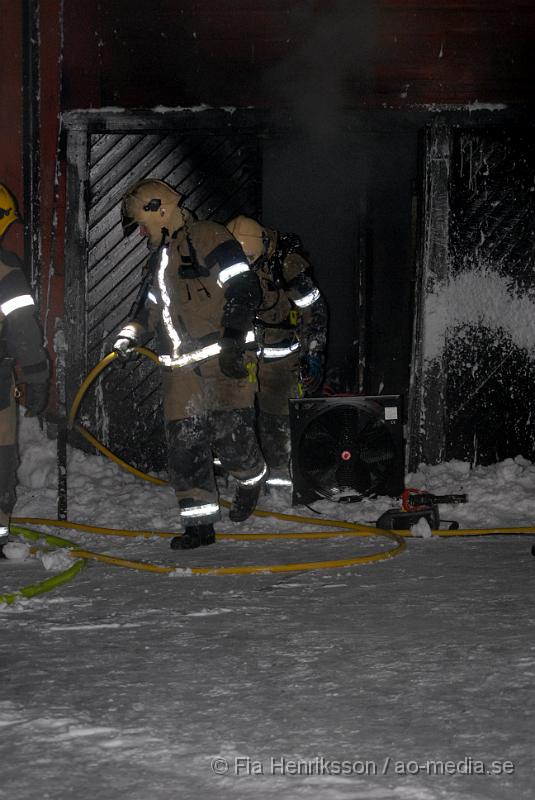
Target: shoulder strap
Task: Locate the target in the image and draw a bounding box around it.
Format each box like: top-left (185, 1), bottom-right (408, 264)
top-left (177, 227), bottom-right (210, 278)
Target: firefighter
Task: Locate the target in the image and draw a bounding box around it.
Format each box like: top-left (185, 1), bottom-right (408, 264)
top-left (115, 179), bottom-right (267, 550)
top-left (226, 216), bottom-right (328, 472)
top-left (0, 184), bottom-right (49, 553)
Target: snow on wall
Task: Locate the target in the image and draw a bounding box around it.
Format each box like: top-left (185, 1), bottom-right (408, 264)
top-left (423, 265), bottom-right (535, 363)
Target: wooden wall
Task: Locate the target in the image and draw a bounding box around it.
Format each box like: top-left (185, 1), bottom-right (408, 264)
top-left (0, 4), bottom-right (24, 257)
top-left (58, 1), bottom-right (535, 109)
top-left (55, 0), bottom-right (535, 108)
top-left (2, 0), bottom-right (534, 415)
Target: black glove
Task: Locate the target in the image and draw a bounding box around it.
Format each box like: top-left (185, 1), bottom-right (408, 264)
top-left (24, 381), bottom-right (49, 417)
top-left (219, 328), bottom-right (248, 379)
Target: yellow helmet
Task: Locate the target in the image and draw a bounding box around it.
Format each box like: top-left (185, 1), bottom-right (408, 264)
top-left (121, 178), bottom-right (183, 240)
top-left (0, 183), bottom-right (20, 237)
top-left (226, 215), bottom-right (267, 265)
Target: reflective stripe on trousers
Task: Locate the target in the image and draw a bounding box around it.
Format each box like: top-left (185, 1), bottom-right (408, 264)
top-left (260, 341), bottom-right (300, 361)
top-left (236, 462), bottom-right (268, 487)
top-left (179, 501), bottom-right (220, 523)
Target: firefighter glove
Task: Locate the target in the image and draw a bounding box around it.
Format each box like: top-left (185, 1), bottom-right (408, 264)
top-left (24, 380), bottom-right (49, 417)
top-left (219, 328), bottom-right (248, 379)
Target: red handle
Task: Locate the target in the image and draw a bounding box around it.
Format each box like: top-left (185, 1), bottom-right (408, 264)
top-left (401, 487), bottom-right (426, 511)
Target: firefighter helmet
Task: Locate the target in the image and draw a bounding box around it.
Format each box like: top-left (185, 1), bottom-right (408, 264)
top-left (226, 215), bottom-right (268, 265)
top-left (121, 178), bottom-right (183, 239)
top-left (0, 183), bottom-right (20, 237)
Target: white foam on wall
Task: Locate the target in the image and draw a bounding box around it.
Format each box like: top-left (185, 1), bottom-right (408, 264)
top-left (423, 267), bottom-right (535, 362)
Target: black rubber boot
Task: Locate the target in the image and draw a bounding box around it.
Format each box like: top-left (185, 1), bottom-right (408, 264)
top-left (170, 524), bottom-right (216, 550)
top-left (229, 483), bottom-right (263, 523)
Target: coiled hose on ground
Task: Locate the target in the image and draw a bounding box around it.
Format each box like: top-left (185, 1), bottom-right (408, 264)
top-left (3, 348), bottom-right (535, 604)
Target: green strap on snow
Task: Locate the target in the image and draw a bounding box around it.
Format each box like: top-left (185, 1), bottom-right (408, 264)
top-left (0, 525), bottom-right (87, 606)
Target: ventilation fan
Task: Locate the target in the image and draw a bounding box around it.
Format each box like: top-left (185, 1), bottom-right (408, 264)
top-left (289, 396), bottom-right (404, 505)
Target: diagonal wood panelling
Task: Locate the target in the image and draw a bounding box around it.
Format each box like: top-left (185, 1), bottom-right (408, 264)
top-left (445, 128), bottom-right (535, 463)
top-left (410, 125), bottom-right (535, 468)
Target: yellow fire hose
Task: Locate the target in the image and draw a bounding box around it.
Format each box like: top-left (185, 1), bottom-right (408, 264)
top-left (0, 525), bottom-right (87, 605)
top-left (68, 348), bottom-right (167, 486)
top-left (4, 347), bottom-right (535, 603)
top-left (63, 348), bottom-right (535, 538)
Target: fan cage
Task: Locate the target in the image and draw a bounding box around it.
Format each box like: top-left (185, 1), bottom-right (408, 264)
top-left (290, 396), bottom-right (404, 504)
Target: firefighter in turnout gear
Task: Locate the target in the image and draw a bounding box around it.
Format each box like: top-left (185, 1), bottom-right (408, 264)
top-left (116, 179), bottom-right (267, 549)
top-left (0, 184), bottom-right (49, 554)
top-left (226, 216), bottom-right (328, 472)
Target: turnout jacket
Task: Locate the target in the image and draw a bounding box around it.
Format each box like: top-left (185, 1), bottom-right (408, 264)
top-left (0, 247), bottom-right (48, 385)
top-left (254, 229), bottom-right (327, 361)
top-left (119, 220), bottom-right (260, 369)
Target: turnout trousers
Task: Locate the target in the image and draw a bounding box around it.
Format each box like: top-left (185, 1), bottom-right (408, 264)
top-left (256, 352), bottom-right (300, 471)
top-left (162, 358), bottom-right (265, 526)
top-left (0, 367), bottom-right (17, 539)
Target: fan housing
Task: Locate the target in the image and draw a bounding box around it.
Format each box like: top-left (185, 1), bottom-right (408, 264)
top-left (289, 395), bottom-right (404, 505)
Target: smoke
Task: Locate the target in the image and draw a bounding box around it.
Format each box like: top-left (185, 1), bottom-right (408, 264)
top-left (260, 2), bottom-right (379, 371)
top-left (264, 0), bottom-right (377, 144)
top-left (262, 0), bottom-right (378, 226)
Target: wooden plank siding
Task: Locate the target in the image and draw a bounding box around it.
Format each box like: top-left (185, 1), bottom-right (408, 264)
top-left (56, 1), bottom-right (535, 108)
top-left (0, 3), bottom-right (24, 257)
top-left (377, 4), bottom-right (535, 105)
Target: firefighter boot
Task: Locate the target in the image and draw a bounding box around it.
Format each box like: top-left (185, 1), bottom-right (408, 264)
top-left (229, 482), bottom-right (263, 523)
top-left (170, 524), bottom-right (216, 550)
top-left (0, 526), bottom-right (9, 559)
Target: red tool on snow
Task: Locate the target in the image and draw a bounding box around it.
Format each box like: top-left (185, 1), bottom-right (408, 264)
top-left (401, 487), bottom-right (467, 512)
top-left (376, 488), bottom-right (467, 531)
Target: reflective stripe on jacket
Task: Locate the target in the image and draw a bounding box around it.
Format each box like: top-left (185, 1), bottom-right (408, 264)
top-left (255, 229), bottom-right (327, 359)
top-left (0, 249), bottom-right (48, 383)
top-left (119, 220), bottom-right (260, 367)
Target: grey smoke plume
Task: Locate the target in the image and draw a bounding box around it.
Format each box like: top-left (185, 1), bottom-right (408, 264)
top-left (261, 2), bottom-right (379, 374)
top-left (265, 0), bottom-right (377, 143)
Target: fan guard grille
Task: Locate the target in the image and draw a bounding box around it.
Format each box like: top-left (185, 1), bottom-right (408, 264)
top-left (296, 403), bottom-right (397, 502)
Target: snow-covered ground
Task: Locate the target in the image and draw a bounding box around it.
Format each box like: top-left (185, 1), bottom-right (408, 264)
top-left (1, 415), bottom-right (534, 800)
